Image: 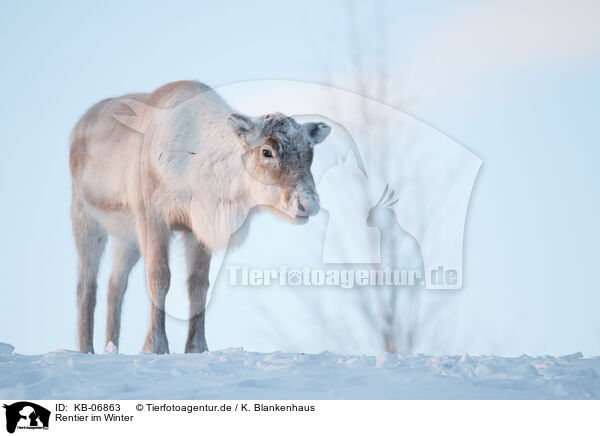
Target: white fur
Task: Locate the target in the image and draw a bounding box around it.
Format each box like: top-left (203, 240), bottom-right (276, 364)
top-left (69, 80), bottom-right (329, 354)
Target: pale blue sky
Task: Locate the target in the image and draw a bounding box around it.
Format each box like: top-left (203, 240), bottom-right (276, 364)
top-left (1, 0), bottom-right (599, 356)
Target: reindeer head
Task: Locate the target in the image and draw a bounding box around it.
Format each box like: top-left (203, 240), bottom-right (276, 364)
top-left (229, 112), bottom-right (331, 220)
top-left (367, 184), bottom-right (399, 228)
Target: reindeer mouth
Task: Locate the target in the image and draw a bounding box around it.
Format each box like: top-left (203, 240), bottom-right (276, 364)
top-left (273, 209), bottom-right (309, 225)
top-left (292, 215), bottom-right (309, 225)
top-left (250, 204), bottom-right (310, 225)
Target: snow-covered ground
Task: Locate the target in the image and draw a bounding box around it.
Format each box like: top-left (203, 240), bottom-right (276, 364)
top-left (1, 343), bottom-right (598, 399)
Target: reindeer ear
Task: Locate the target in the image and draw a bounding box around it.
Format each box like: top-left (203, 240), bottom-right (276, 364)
top-left (304, 122), bottom-right (331, 146)
top-left (228, 113), bottom-right (256, 136)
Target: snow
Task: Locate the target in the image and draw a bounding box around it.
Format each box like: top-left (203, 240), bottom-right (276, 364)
top-left (0, 344), bottom-right (598, 399)
top-left (0, 342), bottom-right (14, 355)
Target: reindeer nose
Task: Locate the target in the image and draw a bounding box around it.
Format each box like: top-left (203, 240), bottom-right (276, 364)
top-left (297, 191), bottom-right (320, 217)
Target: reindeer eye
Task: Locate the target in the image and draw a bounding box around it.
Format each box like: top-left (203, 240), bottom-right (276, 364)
top-left (262, 149), bottom-right (273, 158)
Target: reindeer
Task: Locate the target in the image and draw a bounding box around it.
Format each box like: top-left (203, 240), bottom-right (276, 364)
top-left (70, 80), bottom-right (331, 354)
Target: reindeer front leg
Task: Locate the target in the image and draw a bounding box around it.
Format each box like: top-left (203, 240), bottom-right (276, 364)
top-left (183, 233), bottom-right (211, 353)
top-left (139, 214), bottom-right (171, 354)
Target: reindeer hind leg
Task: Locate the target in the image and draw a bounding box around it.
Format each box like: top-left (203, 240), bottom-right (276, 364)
top-left (71, 194), bottom-right (107, 354)
top-left (105, 237), bottom-right (140, 352)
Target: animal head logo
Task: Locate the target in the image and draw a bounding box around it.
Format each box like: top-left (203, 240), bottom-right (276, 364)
top-left (3, 402), bottom-right (50, 434)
